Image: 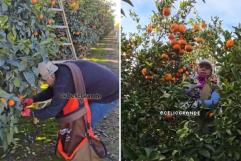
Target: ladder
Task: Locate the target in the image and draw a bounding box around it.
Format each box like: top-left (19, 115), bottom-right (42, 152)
top-left (49, 0), bottom-right (78, 60)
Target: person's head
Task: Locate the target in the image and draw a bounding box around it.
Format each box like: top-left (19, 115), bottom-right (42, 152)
top-left (197, 60), bottom-right (212, 79)
top-left (38, 61), bottom-right (58, 86)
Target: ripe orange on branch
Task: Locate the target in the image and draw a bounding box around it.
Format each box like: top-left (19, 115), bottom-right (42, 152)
top-left (162, 6), bottom-right (171, 16)
top-left (168, 34), bottom-right (175, 40)
top-left (164, 73), bottom-right (173, 81)
top-left (146, 25), bottom-right (153, 33)
top-left (31, 0), bottom-right (38, 5)
top-left (48, 19), bottom-right (55, 25)
top-left (193, 24), bottom-right (200, 32)
top-left (8, 99), bottom-right (15, 107)
top-left (178, 24), bottom-right (186, 33)
top-left (170, 23), bottom-right (179, 33)
top-left (173, 44), bottom-right (181, 52)
top-left (225, 39), bottom-right (234, 48)
top-left (185, 44), bottom-right (193, 52)
top-left (141, 68), bottom-right (148, 76)
top-left (201, 22), bottom-right (207, 29)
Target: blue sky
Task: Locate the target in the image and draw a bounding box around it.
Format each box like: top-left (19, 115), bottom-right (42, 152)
top-left (122, 0), bottom-right (241, 34)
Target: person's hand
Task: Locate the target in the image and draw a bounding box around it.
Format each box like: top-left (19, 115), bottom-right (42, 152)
top-left (210, 75), bottom-right (218, 84)
top-left (21, 108), bottom-right (31, 117)
top-left (22, 98), bottom-right (33, 107)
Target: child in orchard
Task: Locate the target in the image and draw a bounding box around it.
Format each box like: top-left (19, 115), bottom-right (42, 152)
top-left (185, 60), bottom-right (220, 133)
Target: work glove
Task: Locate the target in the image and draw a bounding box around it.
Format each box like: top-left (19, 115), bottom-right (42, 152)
top-left (22, 98), bottom-right (33, 107)
top-left (21, 108), bottom-right (32, 117)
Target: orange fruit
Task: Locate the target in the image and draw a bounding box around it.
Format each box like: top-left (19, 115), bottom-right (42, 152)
top-left (179, 49), bottom-right (185, 55)
top-left (168, 34), bottom-right (175, 40)
top-left (170, 23), bottom-right (179, 33)
top-left (185, 44), bottom-right (193, 52)
top-left (32, 0), bottom-right (38, 5)
top-left (8, 99), bottom-right (15, 107)
top-left (161, 53), bottom-right (169, 60)
top-left (193, 24), bottom-right (200, 32)
top-left (178, 38), bottom-right (187, 46)
top-left (194, 37), bottom-right (204, 43)
top-left (178, 68), bottom-right (184, 74)
top-left (162, 7), bottom-right (171, 16)
top-left (164, 74), bottom-right (173, 81)
top-left (0, 98), bottom-right (7, 104)
top-left (225, 39), bottom-right (234, 48)
top-left (141, 68), bottom-right (148, 76)
top-left (146, 25), bottom-right (153, 33)
top-left (173, 44), bottom-right (181, 52)
top-left (207, 112), bottom-right (214, 118)
top-left (70, 1), bottom-right (80, 11)
top-left (74, 31), bottom-right (81, 36)
top-left (33, 31), bottom-right (39, 36)
top-left (201, 22), bottom-right (207, 29)
top-left (176, 72), bottom-right (181, 78)
top-left (145, 75), bottom-right (153, 80)
top-left (48, 19), bottom-right (54, 25)
top-left (170, 39), bottom-right (178, 46)
top-left (178, 24), bottom-right (186, 33)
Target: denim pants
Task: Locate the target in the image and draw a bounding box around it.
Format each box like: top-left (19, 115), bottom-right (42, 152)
top-left (90, 99), bottom-right (119, 128)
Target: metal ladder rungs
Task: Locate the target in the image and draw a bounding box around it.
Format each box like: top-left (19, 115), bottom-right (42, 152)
top-left (52, 25), bottom-right (68, 29)
top-left (49, 8), bottom-right (64, 12)
top-left (62, 43), bottom-right (72, 46)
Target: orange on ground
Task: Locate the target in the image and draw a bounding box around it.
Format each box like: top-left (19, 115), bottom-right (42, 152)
top-left (8, 99), bottom-right (15, 107)
top-left (178, 24), bottom-right (186, 33)
top-left (170, 23), bottom-right (179, 33)
top-left (185, 44), bottom-right (193, 52)
top-left (225, 39), bottom-right (234, 48)
top-left (162, 7), bottom-right (171, 16)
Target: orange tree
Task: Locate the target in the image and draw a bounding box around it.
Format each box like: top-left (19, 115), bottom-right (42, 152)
top-left (62, 0), bottom-right (115, 55)
top-left (122, 0), bottom-right (241, 160)
top-left (0, 0), bottom-right (60, 153)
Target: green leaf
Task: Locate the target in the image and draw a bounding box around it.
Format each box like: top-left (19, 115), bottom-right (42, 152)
top-left (226, 129), bottom-right (232, 135)
top-left (0, 88), bottom-right (11, 98)
top-left (13, 78), bottom-right (21, 87)
top-left (199, 149), bottom-right (210, 158)
top-left (0, 16), bottom-right (8, 29)
top-left (23, 71), bottom-right (36, 87)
